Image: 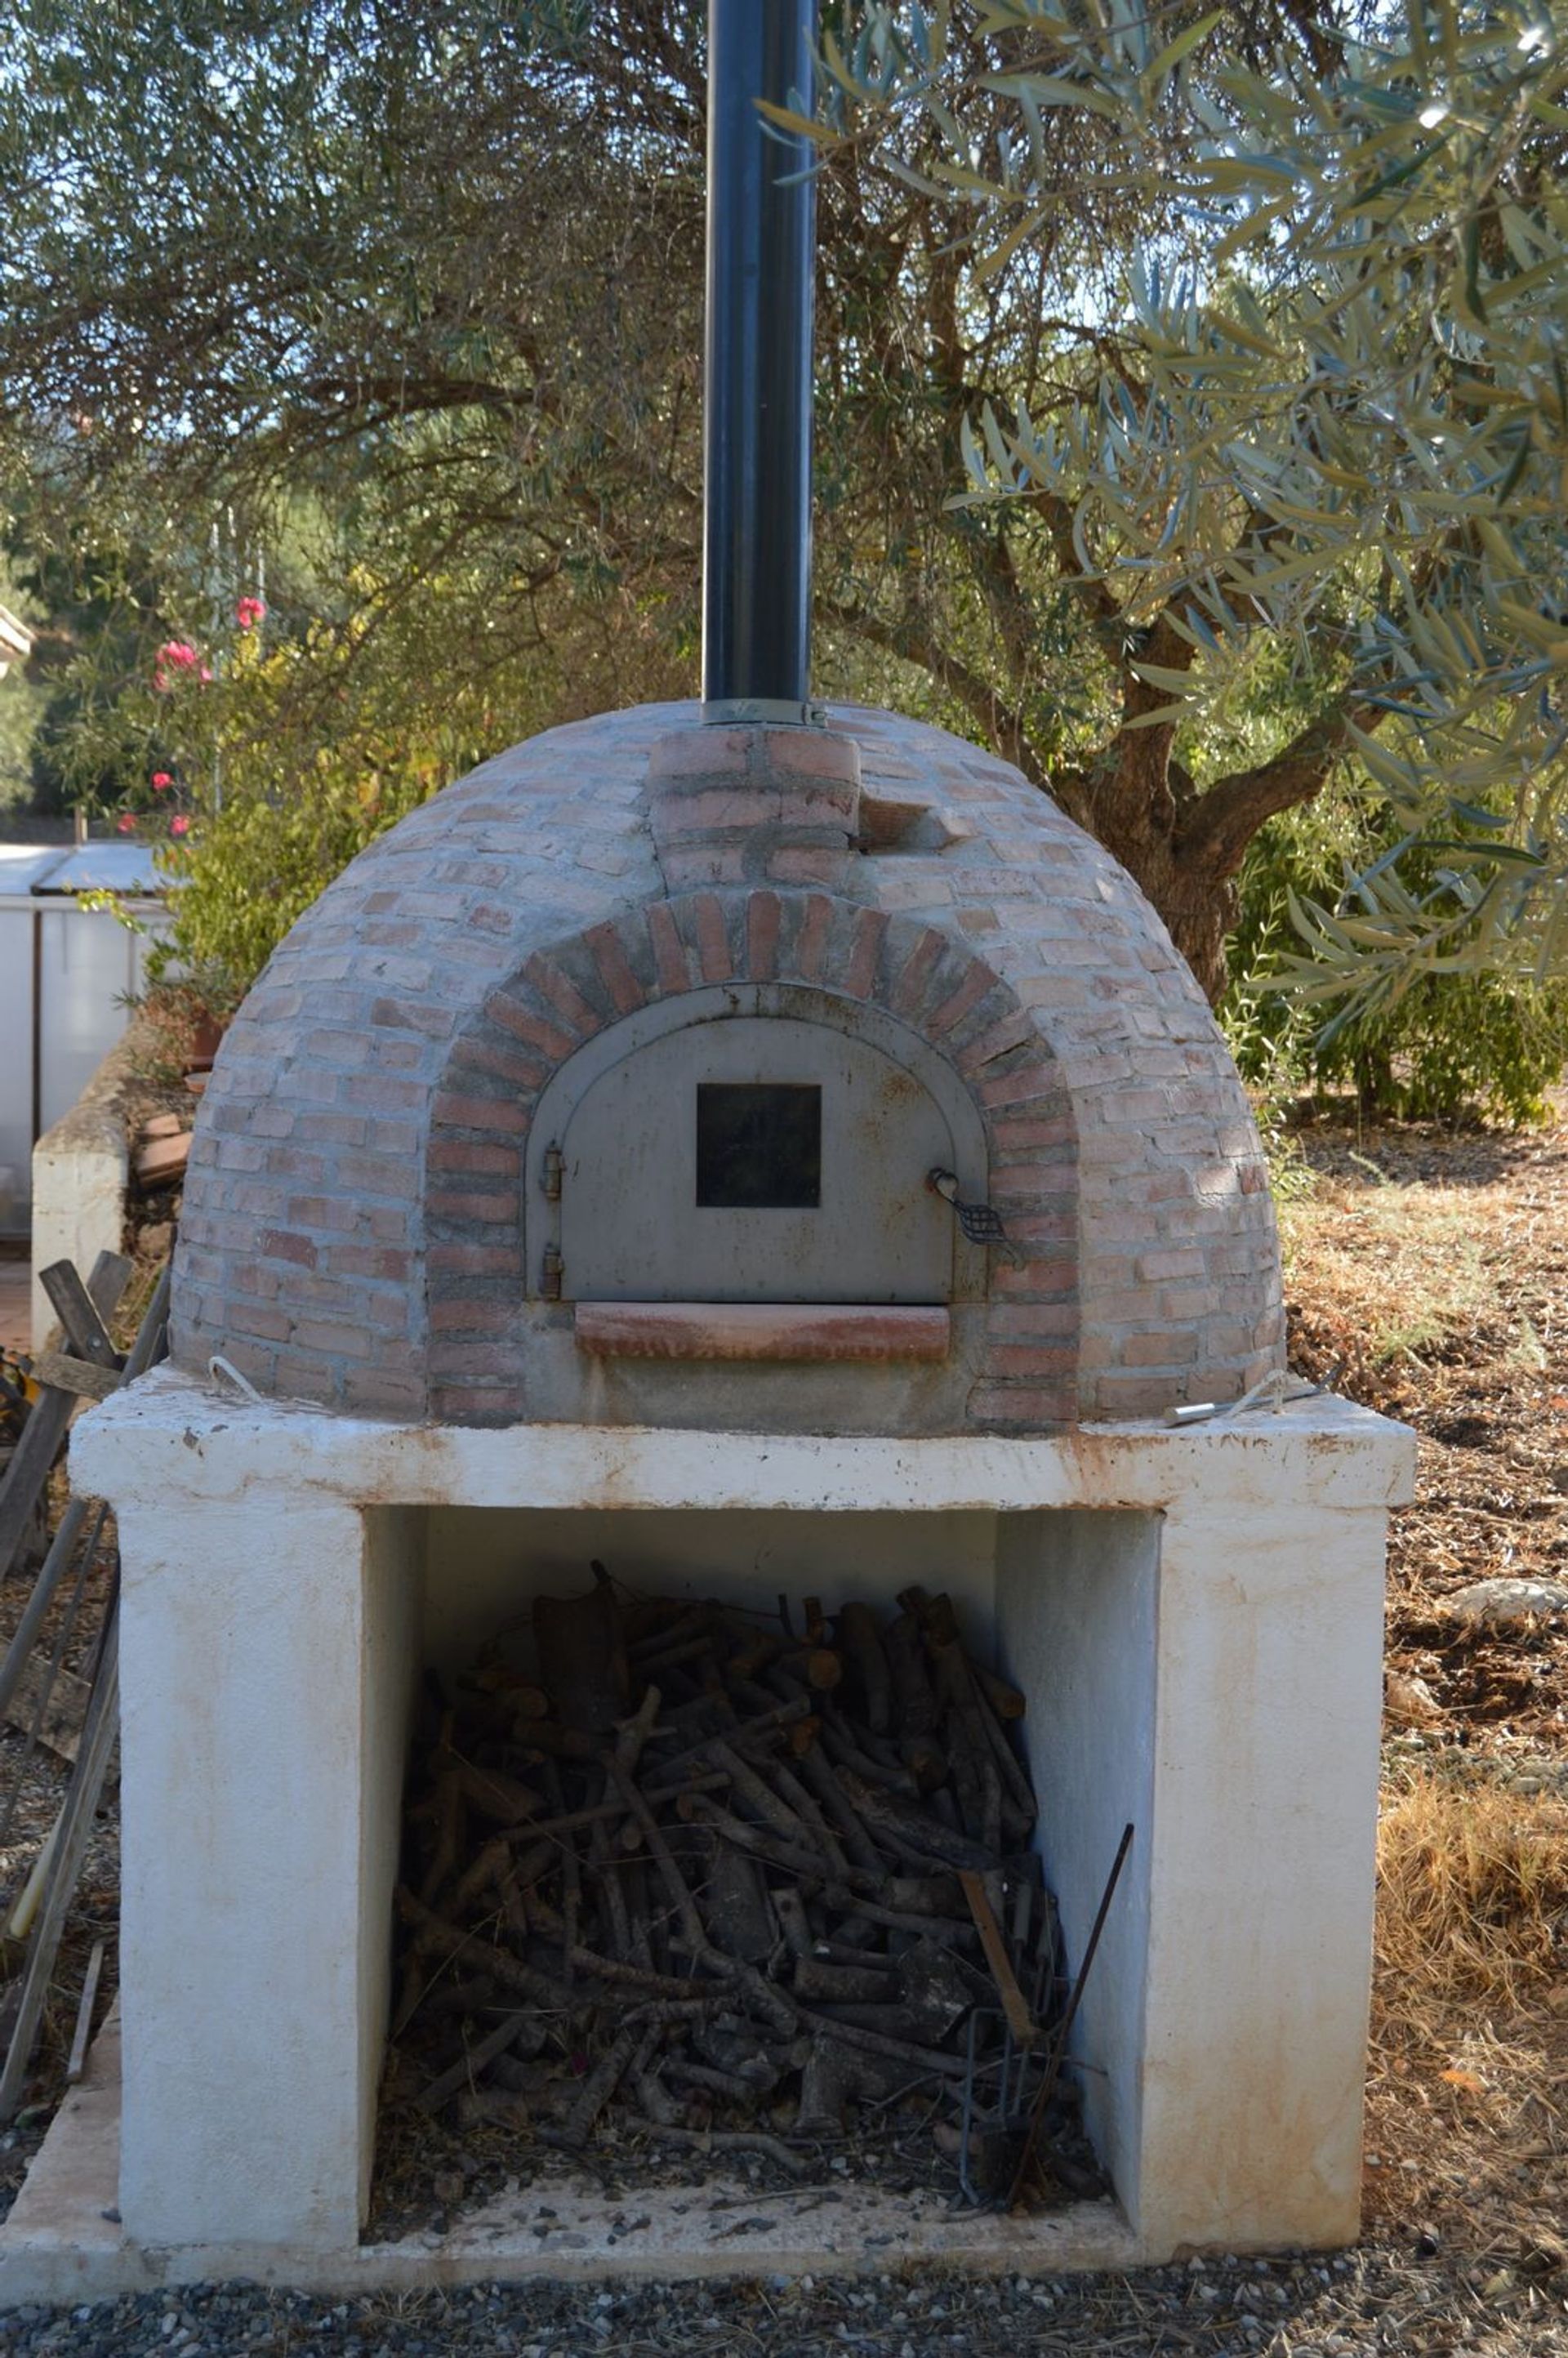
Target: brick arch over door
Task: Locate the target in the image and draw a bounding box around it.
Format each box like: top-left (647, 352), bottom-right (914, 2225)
top-left (423, 885), bottom-right (1080, 1429)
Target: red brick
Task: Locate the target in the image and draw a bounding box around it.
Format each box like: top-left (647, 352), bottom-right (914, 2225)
top-left (990, 1256), bottom-right (1078, 1297)
top-left (843, 907), bottom-right (888, 999)
top-left (1118, 1328), bottom-right (1199, 1367)
top-left (289, 1317), bottom-right (372, 1361)
top-left (958, 1010), bottom-right (1042, 1073)
top-left (259, 1229), bottom-right (318, 1268)
top-left (337, 1152), bottom-right (420, 1200)
top-left (890, 927), bottom-right (946, 1019)
top-left (746, 891), bottom-right (782, 981)
top-left (432, 1385), bottom-right (527, 1422)
top-left (428, 1243), bottom-right (524, 1277)
top-left (986, 1302), bottom-right (1079, 1340)
top-left (523, 953), bottom-right (600, 1037)
top-left (978, 1061), bottom-right (1058, 1109)
top-left (757, 726), bottom-right (862, 788)
top-left (432, 1091), bottom-right (529, 1134)
top-left (991, 1115), bottom-right (1075, 1152)
top-left (792, 894), bottom-right (834, 983)
top-left (1136, 1247), bottom-right (1205, 1282)
top-left (370, 996), bottom-right (453, 1039)
top-left (227, 1301), bottom-right (292, 1344)
top-left (426, 1188), bottom-right (519, 1224)
top-left (343, 1074), bottom-right (425, 1112)
top-left (692, 894), bottom-right (733, 983)
top-left (430, 1296), bottom-right (514, 1333)
top-left (647, 900), bottom-right (693, 996)
top-left (294, 1112), bottom-right (368, 1148)
top-left (324, 1245), bottom-right (412, 1282)
top-left (648, 724), bottom-right (751, 782)
top-left (1092, 1373), bottom-right (1182, 1416)
top-left (485, 993), bottom-right (577, 1063)
top-left (427, 1139), bottom-right (519, 1176)
top-left (449, 1033), bottom-right (546, 1089)
top-left (990, 1157), bottom-right (1075, 1202)
top-left (586, 920), bottom-right (645, 1016)
top-left (343, 1367), bottom-right (425, 1415)
top-left (987, 1344), bottom-right (1076, 1378)
top-left (927, 962), bottom-right (999, 1037)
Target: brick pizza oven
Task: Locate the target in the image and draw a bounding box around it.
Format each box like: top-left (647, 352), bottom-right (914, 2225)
top-left (169, 701), bottom-right (1282, 1436)
top-left (0, 0), bottom-right (1414, 2306)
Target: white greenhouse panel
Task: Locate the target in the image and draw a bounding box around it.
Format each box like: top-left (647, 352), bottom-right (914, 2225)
top-left (0, 909), bottom-right (33, 1232)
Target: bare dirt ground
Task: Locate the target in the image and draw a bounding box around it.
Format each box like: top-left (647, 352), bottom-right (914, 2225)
top-left (1281, 1108), bottom-right (1568, 2328)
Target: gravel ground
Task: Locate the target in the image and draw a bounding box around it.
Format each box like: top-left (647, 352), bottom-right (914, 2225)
top-left (2, 2248), bottom-right (1566, 2358)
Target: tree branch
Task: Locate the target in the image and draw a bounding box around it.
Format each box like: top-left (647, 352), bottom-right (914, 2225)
top-left (1175, 701), bottom-right (1388, 880)
top-left (825, 597), bottom-right (1045, 788)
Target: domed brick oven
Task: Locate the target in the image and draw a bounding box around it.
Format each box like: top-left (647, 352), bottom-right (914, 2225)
top-left (170, 700), bottom-right (1282, 1437)
top-left (6, 0), bottom-right (1413, 2306)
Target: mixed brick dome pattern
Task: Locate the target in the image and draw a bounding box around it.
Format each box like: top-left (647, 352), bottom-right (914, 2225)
top-left (172, 701), bottom-right (1283, 1429)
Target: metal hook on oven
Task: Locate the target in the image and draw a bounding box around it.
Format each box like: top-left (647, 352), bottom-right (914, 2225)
top-left (927, 1167), bottom-right (1010, 1249)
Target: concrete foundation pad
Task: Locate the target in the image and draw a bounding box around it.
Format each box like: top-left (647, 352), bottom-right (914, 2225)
top-left (0, 2026), bottom-right (1138, 2306)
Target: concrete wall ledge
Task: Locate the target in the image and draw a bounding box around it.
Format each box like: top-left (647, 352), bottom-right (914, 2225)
top-left (71, 1371), bottom-right (1416, 1516)
top-left (29, 1030), bottom-right (140, 1346)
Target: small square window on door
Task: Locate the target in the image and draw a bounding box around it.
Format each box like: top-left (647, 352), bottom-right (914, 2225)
top-left (696, 1083), bottom-right (821, 1209)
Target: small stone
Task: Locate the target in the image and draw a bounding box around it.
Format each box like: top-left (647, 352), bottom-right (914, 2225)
top-left (431, 2169), bottom-right (466, 2205)
top-left (1444, 1576), bottom-right (1568, 1629)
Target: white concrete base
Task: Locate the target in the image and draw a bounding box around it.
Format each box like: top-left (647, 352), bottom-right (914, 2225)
top-left (0, 2022), bottom-right (1138, 2304)
top-left (55, 1380), bottom-right (1415, 2284)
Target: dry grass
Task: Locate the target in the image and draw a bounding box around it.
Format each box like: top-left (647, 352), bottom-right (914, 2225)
top-left (1376, 1774), bottom-right (1568, 2011)
top-left (1277, 1166), bottom-right (1518, 1371)
top-left (1361, 1774), bottom-right (1568, 2285)
top-left (1278, 1107), bottom-right (1568, 2307)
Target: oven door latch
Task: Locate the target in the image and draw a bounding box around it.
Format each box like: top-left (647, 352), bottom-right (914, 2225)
top-left (927, 1166), bottom-right (1009, 1247)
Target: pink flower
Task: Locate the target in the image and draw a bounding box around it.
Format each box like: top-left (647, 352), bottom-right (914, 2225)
top-left (117, 813), bottom-right (136, 835)
top-left (158, 640), bottom-right (198, 670)
top-left (150, 771), bottom-right (172, 791)
top-left (152, 666), bottom-right (169, 694)
top-left (235, 595), bottom-right (266, 631)
top-left (199, 665), bottom-right (213, 684)
top-left (169, 813), bottom-right (190, 837)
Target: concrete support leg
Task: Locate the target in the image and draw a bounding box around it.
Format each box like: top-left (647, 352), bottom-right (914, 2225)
top-left (115, 1491), bottom-right (418, 2249)
top-left (1134, 1493), bottom-right (1388, 2254)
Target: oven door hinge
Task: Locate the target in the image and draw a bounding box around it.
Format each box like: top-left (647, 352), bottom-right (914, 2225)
top-left (541, 1242), bottom-right (564, 1300)
top-left (541, 1143), bottom-right (564, 1201)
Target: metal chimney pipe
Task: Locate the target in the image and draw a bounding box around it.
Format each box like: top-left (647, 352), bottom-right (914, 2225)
top-left (701, 0), bottom-right (818, 723)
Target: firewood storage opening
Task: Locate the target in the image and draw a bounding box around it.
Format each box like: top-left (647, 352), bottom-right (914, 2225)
top-left (372, 1504), bottom-right (1156, 2238)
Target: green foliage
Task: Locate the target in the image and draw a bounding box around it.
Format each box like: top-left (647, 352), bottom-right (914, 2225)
top-left (1228, 793), bottom-right (1568, 1126)
top-left (132, 552), bottom-right (603, 993)
top-left (819, 1), bottom-right (1568, 1007)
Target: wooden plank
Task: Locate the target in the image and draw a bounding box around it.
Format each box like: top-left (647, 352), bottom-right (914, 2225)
top-left (65, 1939), bottom-right (106, 2085)
top-left (0, 1254), bottom-right (133, 1582)
top-left (27, 1351), bottom-right (122, 1404)
top-left (36, 1264), bottom-right (122, 1370)
top-left (0, 1268), bottom-right (168, 1723)
top-left (0, 1605), bottom-right (119, 2122)
top-left (135, 1134), bottom-right (190, 1187)
top-left (3, 1656), bottom-right (91, 1764)
top-left (959, 1867), bottom-right (1038, 2048)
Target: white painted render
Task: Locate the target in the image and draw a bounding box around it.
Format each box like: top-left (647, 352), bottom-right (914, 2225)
top-left (22, 1379), bottom-right (1414, 2288)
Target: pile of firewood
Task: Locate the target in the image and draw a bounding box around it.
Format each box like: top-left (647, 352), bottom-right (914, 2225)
top-left (392, 1571), bottom-right (1084, 2200)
